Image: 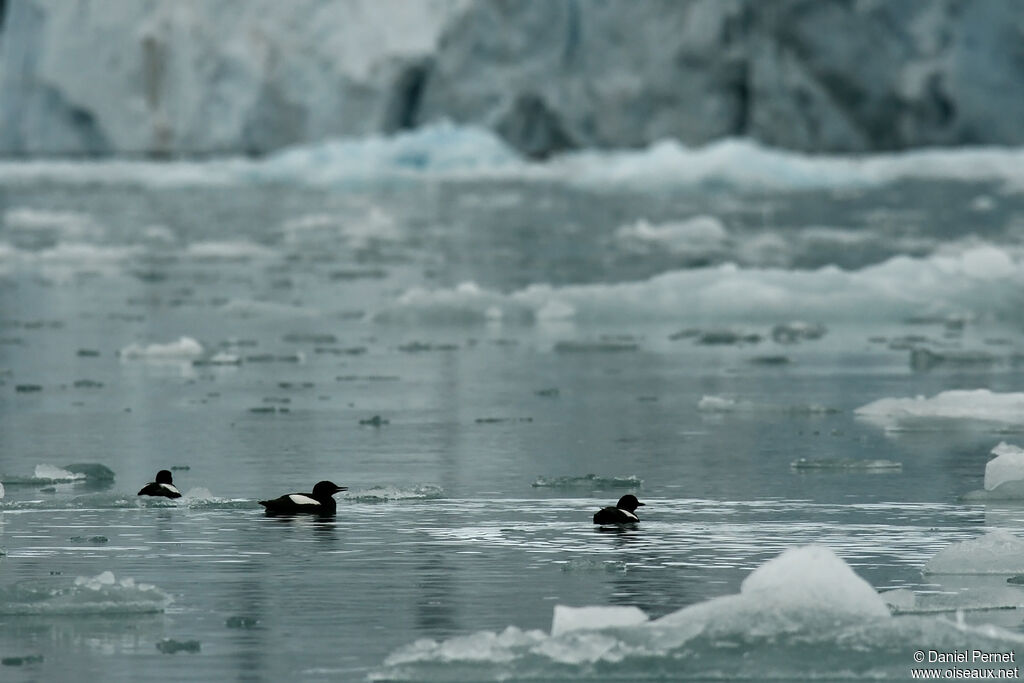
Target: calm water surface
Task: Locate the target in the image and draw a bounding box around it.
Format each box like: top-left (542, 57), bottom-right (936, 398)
top-left (1, 176), bottom-right (1024, 681)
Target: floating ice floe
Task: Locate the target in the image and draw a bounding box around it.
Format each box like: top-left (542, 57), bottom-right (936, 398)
top-left (613, 216), bottom-right (729, 258)
top-left (344, 485), bottom-right (445, 502)
top-left (924, 530), bottom-right (1024, 575)
top-left (184, 240), bottom-right (276, 260)
top-left (698, 395), bottom-right (837, 415)
top-left (882, 577), bottom-right (1024, 615)
top-left (856, 389), bottom-right (1024, 431)
top-left (0, 571), bottom-right (170, 615)
top-left (373, 545), bottom-right (1024, 681)
top-left (790, 458), bottom-right (902, 472)
top-left (5, 125), bottom-right (1024, 193)
top-left (531, 474), bottom-right (643, 490)
top-left (119, 336), bottom-right (204, 360)
top-left (374, 244), bottom-right (1024, 326)
top-left (0, 464), bottom-right (102, 486)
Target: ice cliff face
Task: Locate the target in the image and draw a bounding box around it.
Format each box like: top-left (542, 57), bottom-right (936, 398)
top-left (1, 0), bottom-right (1023, 158)
top-left (0, 0), bottom-right (467, 156)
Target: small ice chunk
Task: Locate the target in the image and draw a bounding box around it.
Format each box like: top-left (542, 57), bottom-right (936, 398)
top-left (34, 464), bottom-right (86, 482)
top-left (697, 395), bottom-right (737, 412)
top-left (120, 337), bottom-right (203, 360)
top-left (551, 605), bottom-right (648, 636)
top-left (924, 530), bottom-right (1024, 574)
top-left (985, 443), bottom-right (1024, 491)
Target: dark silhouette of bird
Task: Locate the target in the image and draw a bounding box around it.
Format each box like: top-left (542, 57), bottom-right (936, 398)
top-left (258, 480), bottom-right (347, 515)
top-left (593, 494), bottom-right (645, 524)
top-left (138, 470), bottom-right (182, 498)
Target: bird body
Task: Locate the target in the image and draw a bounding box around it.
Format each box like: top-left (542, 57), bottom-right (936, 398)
top-left (259, 480), bottom-right (347, 515)
top-left (138, 470), bottom-right (182, 498)
top-left (593, 494), bottom-right (645, 524)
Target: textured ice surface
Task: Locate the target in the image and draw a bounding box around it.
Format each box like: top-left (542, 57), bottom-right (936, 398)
top-left (985, 443), bottom-right (1024, 491)
top-left (119, 336), bottom-right (204, 360)
top-left (925, 531), bottom-right (1024, 575)
top-left (882, 581), bottom-right (1024, 614)
top-left (613, 216), bottom-right (728, 258)
top-left (4, 128), bottom-right (1024, 192)
top-left (0, 571), bottom-right (170, 615)
top-left (551, 606), bottom-right (648, 637)
top-left (343, 485), bottom-right (445, 502)
top-left (375, 245), bottom-right (1024, 325)
top-left (657, 545), bottom-right (890, 629)
top-left (856, 390), bottom-right (1024, 431)
top-left (374, 545), bottom-right (1024, 681)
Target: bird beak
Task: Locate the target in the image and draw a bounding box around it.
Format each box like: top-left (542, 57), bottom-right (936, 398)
top-left (335, 485), bottom-right (348, 493)
top-left (637, 502), bottom-right (646, 506)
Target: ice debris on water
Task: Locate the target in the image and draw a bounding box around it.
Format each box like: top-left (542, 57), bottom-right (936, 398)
top-left (553, 340), bottom-right (637, 353)
top-left (0, 571), bottom-right (170, 615)
top-left (344, 485), bottom-right (444, 502)
top-left (790, 458), bottom-right (902, 472)
top-left (2, 464), bottom-right (92, 486)
top-left (377, 546), bottom-right (974, 681)
top-left (1, 655), bottom-right (43, 667)
top-left (856, 389), bottom-right (1024, 431)
top-left (119, 336), bottom-right (203, 360)
top-left (698, 395), bottom-right (837, 415)
top-left (910, 348), bottom-right (998, 372)
top-left (225, 616), bottom-right (259, 629)
top-left (924, 530), bottom-right (1024, 575)
top-left (881, 583), bottom-right (1024, 614)
top-left (771, 321), bottom-right (827, 344)
top-left (531, 474), bottom-right (642, 489)
top-left (156, 639), bottom-right (201, 654)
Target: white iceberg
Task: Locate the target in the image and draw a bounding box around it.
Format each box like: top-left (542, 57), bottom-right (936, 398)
top-left (985, 442), bottom-right (1024, 491)
top-left (856, 390), bottom-right (1024, 431)
top-left (924, 530), bottom-right (1024, 575)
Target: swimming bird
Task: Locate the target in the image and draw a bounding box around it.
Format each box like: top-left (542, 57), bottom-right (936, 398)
top-left (138, 470), bottom-right (182, 498)
top-left (258, 480), bottom-right (347, 515)
top-left (593, 494), bottom-right (645, 524)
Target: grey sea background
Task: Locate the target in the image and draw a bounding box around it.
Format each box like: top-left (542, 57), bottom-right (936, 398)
top-left (2, 132), bottom-right (1024, 680)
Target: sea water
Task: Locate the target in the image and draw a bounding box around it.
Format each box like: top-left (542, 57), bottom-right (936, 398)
top-left (2, 128), bottom-right (1024, 680)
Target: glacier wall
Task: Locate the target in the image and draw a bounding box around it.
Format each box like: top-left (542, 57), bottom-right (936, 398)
top-left (1, 0), bottom-right (1023, 158)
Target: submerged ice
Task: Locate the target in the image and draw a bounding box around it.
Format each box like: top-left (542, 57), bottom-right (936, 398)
top-left (0, 571), bottom-right (170, 615)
